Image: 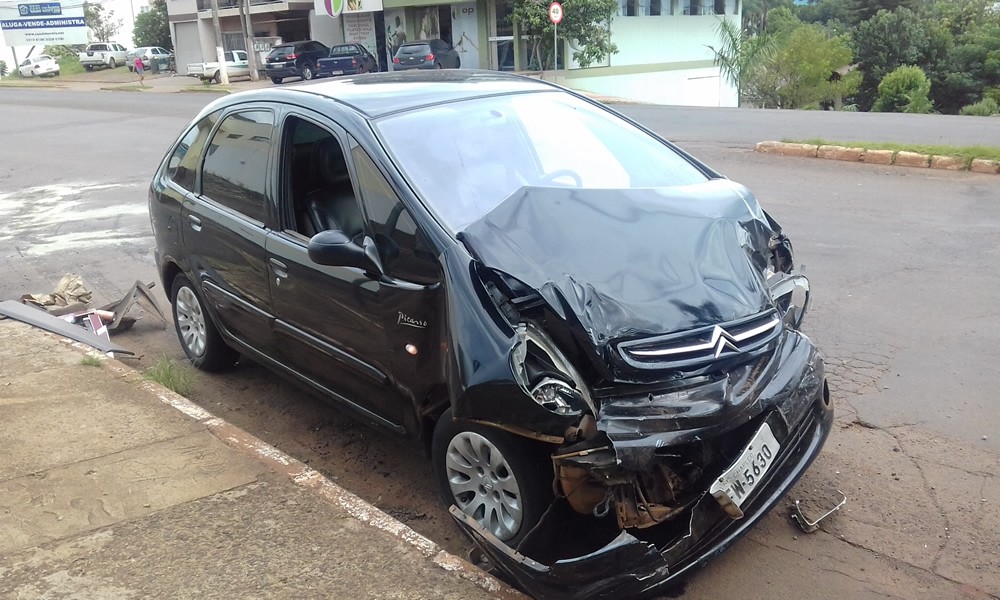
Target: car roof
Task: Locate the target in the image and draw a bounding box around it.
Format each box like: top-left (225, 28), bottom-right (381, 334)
top-left (227, 70), bottom-right (558, 118)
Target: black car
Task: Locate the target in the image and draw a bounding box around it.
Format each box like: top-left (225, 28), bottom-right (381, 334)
top-left (149, 71), bottom-right (831, 600)
top-left (392, 39), bottom-right (461, 70)
top-left (265, 40), bottom-right (329, 83)
top-left (316, 43), bottom-right (378, 78)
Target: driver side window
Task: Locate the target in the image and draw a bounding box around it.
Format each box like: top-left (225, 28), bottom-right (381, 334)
top-left (280, 116), bottom-right (365, 241)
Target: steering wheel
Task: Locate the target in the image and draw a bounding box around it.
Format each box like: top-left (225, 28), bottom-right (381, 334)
top-left (538, 169), bottom-right (583, 187)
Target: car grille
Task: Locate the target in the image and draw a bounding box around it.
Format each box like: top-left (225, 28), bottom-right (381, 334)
top-left (616, 310), bottom-right (782, 371)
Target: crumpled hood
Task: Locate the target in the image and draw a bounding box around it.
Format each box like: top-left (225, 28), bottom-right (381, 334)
top-left (458, 181), bottom-right (777, 346)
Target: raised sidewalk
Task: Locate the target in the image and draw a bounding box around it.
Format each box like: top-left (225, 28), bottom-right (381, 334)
top-left (0, 319), bottom-right (520, 599)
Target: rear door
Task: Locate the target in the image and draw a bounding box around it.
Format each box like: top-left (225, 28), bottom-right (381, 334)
top-left (181, 106), bottom-right (279, 359)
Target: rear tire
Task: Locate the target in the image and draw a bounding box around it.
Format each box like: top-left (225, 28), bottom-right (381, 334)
top-left (432, 408), bottom-right (553, 545)
top-left (213, 71), bottom-right (221, 84)
top-left (301, 63), bottom-right (314, 81)
top-left (271, 76), bottom-right (283, 84)
top-left (170, 274), bottom-right (238, 371)
top-left (85, 65), bottom-right (93, 71)
top-left (108, 57), bottom-right (116, 68)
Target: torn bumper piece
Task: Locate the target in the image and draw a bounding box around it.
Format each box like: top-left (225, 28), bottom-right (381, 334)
top-left (451, 392), bottom-right (833, 600)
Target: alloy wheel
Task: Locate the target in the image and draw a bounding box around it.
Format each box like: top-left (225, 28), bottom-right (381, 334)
top-left (175, 286), bottom-right (207, 357)
top-left (445, 431), bottom-right (524, 541)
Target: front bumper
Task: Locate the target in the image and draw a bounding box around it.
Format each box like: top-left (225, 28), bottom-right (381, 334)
top-left (451, 334), bottom-right (833, 600)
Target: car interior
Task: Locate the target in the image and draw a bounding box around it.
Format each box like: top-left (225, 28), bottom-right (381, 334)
top-left (285, 117), bottom-right (365, 240)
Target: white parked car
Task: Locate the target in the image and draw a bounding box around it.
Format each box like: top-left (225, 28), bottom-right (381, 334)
top-left (18, 55), bottom-right (60, 77)
top-left (186, 50), bottom-right (251, 83)
top-left (127, 46), bottom-right (174, 72)
top-left (78, 42), bottom-right (128, 70)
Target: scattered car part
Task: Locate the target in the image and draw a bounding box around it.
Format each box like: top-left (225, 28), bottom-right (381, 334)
top-left (0, 300), bottom-right (132, 355)
top-left (20, 273), bottom-right (93, 311)
top-left (97, 280), bottom-right (167, 333)
top-left (791, 490), bottom-right (847, 533)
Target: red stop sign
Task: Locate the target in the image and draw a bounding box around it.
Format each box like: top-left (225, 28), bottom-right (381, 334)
top-left (549, 1), bottom-right (563, 24)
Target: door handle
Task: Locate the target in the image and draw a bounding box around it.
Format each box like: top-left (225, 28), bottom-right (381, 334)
top-left (187, 214), bottom-right (202, 232)
top-left (269, 258), bottom-right (289, 280)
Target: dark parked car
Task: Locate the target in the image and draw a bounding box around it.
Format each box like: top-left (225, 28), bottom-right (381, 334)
top-left (265, 40), bottom-right (329, 83)
top-left (392, 39), bottom-right (460, 70)
top-left (316, 43), bottom-right (378, 78)
top-left (149, 70), bottom-right (831, 600)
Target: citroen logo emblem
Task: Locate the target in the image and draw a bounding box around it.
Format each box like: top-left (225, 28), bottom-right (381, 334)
top-left (710, 325), bottom-right (740, 358)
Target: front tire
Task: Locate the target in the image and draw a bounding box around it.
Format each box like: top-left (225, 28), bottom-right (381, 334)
top-left (170, 274), bottom-right (238, 371)
top-left (432, 409), bottom-right (552, 545)
top-left (85, 65), bottom-right (93, 71)
top-left (213, 71), bottom-right (221, 84)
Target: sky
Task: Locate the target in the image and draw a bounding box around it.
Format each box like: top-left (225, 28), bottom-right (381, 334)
top-left (2, 0), bottom-right (142, 73)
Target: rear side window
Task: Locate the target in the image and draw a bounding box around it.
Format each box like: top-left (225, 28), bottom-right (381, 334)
top-left (270, 46), bottom-right (292, 58)
top-left (166, 110), bottom-right (221, 192)
top-left (201, 110), bottom-right (275, 222)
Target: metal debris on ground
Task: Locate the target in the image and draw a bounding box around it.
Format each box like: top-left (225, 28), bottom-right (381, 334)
top-left (791, 491), bottom-right (847, 533)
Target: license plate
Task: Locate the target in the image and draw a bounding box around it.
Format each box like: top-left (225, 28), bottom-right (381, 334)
top-left (269, 62), bottom-right (284, 68)
top-left (328, 69), bottom-right (343, 75)
top-left (709, 422), bottom-right (780, 516)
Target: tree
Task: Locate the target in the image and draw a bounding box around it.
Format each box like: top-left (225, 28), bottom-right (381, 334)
top-left (769, 24), bottom-right (859, 109)
top-left (742, 0), bottom-right (793, 36)
top-left (133, 0), bottom-right (172, 49)
top-left (512, 0), bottom-right (618, 69)
top-left (0, 60), bottom-right (8, 78)
top-left (707, 18), bottom-right (776, 106)
top-left (84, 1), bottom-right (123, 42)
top-left (873, 65), bottom-right (933, 113)
top-left (851, 8), bottom-right (930, 111)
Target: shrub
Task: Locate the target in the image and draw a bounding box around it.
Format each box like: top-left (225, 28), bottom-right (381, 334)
top-left (960, 97), bottom-right (1000, 116)
top-left (873, 65), bottom-right (934, 113)
top-left (0, 60), bottom-right (7, 77)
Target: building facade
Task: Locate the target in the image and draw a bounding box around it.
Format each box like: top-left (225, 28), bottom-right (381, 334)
top-left (165, 0), bottom-right (738, 106)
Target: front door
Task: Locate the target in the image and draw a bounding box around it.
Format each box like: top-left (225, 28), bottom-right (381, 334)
top-left (266, 111), bottom-right (444, 436)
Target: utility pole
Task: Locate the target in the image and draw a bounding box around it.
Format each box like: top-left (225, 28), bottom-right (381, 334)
top-left (209, 0), bottom-right (229, 84)
top-left (239, 0), bottom-right (259, 81)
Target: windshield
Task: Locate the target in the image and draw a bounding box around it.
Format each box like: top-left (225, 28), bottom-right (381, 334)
top-left (375, 91), bottom-right (709, 233)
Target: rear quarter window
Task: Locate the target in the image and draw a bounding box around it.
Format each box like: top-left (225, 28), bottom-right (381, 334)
top-left (166, 110), bottom-right (222, 193)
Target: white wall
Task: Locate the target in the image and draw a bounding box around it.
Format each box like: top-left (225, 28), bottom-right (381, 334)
top-left (309, 10), bottom-right (345, 47)
top-left (563, 13), bottom-right (738, 107)
top-left (609, 14), bottom-right (732, 66)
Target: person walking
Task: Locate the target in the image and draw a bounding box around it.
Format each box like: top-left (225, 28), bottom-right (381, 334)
top-left (135, 55), bottom-right (145, 86)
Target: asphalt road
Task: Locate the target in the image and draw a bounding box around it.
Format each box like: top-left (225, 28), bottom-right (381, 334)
top-left (1, 87), bottom-right (997, 599)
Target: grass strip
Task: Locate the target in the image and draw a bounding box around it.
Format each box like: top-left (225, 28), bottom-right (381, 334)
top-left (144, 358), bottom-right (195, 397)
top-left (786, 139), bottom-right (1000, 166)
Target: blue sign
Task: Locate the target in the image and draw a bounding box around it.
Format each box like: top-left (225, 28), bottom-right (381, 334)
top-left (18, 3), bottom-right (62, 16)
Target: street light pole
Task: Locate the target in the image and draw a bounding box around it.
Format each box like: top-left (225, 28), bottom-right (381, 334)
top-left (239, 0), bottom-right (259, 81)
top-left (209, 0), bottom-right (229, 84)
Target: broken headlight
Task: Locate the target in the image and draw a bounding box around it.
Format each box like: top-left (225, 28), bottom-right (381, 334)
top-left (768, 272), bottom-right (810, 329)
top-left (511, 322), bottom-right (595, 417)
top-left (530, 377), bottom-right (585, 415)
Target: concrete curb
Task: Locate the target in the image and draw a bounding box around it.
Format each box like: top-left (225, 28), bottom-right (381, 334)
top-left (64, 341), bottom-right (524, 600)
top-left (755, 141), bottom-right (1000, 174)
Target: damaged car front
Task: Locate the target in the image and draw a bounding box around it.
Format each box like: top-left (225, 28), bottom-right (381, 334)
top-left (375, 86), bottom-right (831, 599)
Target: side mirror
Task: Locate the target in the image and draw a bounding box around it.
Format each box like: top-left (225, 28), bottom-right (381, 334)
top-left (308, 230), bottom-right (383, 274)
